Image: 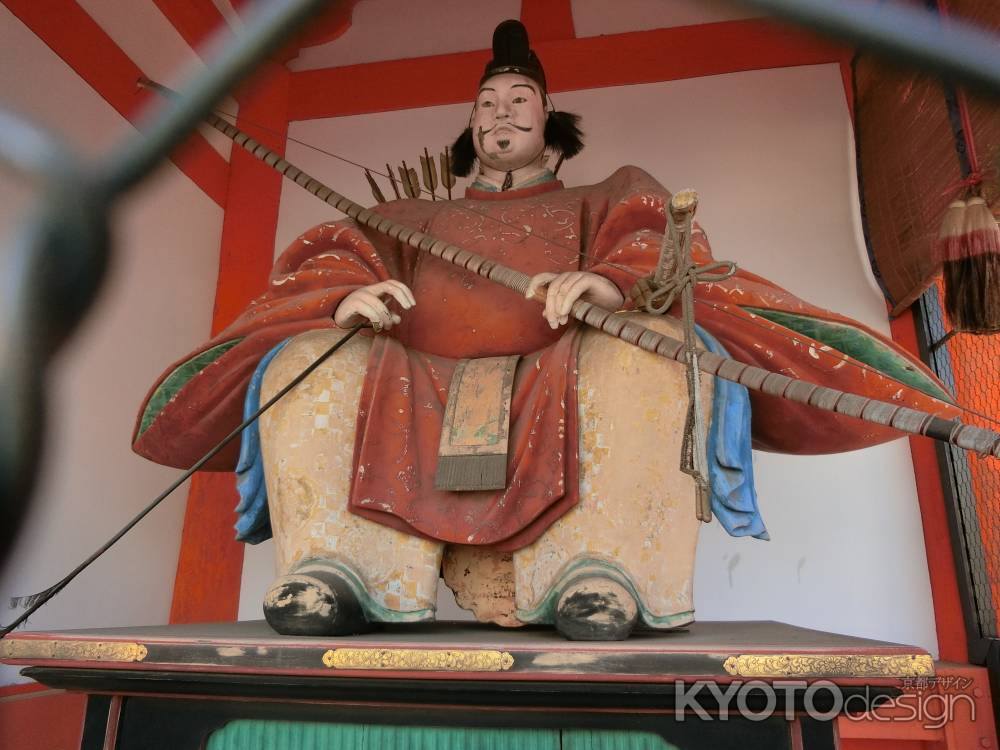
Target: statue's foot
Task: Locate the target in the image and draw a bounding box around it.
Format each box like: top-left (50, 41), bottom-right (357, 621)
top-left (263, 562), bottom-right (373, 636)
top-left (554, 577), bottom-right (638, 641)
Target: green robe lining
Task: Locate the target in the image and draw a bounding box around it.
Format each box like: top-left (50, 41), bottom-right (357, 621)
top-left (740, 307), bottom-right (951, 403)
top-left (137, 338), bottom-right (244, 437)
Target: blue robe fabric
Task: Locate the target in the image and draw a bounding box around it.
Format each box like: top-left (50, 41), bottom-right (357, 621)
top-left (697, 326), bottom-right (768, 540)
top-left (235, 331), bottom-right (767, 544)
top-left (233, 339), bottom-right (290, 544)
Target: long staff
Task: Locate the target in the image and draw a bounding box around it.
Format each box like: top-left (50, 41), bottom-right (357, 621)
top-left (138, 80), bottom-right (1000, 460)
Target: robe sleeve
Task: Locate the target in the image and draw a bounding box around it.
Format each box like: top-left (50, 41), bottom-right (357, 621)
top-left (132, 202), bottom-right (424, 470)
top-left (577, 166), bottom-right (667, 297)
top-left (578, 166), bottom-right (959, 454)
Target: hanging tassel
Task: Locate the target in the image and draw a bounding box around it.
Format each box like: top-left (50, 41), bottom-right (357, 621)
top-left (964, 197), bottom-right (1000, 255)
top-left (941, 196), bottom-right (1000, 334)
top-left (933, 199), bottom-right (967, 264)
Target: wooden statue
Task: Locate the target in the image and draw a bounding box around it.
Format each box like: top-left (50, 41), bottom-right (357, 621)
top-left (133, 21), bottom-right (958, 640)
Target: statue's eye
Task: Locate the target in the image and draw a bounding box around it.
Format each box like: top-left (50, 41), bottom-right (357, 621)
top-left (512, 96), bottom-right (527, 104)
top-left (479, 100), bottom-right (495, 108)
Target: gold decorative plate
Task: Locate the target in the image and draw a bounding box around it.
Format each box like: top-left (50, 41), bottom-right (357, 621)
top-left (723, 653), bottom-right (934, 678)
top-left (0, 639), bottom-right (147, 663)
top-left (323, 647), bottom-right (514, 672)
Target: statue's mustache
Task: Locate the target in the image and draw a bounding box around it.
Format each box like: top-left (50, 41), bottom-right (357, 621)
top-left (481, 123), bottom-right (534, 134)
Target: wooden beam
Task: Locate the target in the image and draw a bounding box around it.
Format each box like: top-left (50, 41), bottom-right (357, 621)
top-left (890, 310), bottom-right (969, 662)
top-left (211, 63), bottom-right (290, 334)
top-left (151, 0), bottom-right (233, 55)
top-left (520, 0), bottom-right (575, 43)
top-left (169, 474), bottom-right (245, 623)
top-left (4, 0), bottom-right (229, 207)
top-left (169, 62), bottom-right (292, 624)
top-left (288, 19), bottom-right (847, 121)
top-left (840, 53), bottom-right (856, 121)
top-left (155, 0), bottom-right (360, 67)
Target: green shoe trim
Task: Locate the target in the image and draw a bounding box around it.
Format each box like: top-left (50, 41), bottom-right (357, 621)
top-left (295, 559), bottom-right (435, 624)
top-left (740, 307), bottom-right (952, 403)
top-left (515, 557), bottom-right (693, 630)
top-left (137, 337), bottom-right (244, 437)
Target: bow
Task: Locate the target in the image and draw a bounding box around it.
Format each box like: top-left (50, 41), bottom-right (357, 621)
top-left (140, 78), bottom-right (1000, 461)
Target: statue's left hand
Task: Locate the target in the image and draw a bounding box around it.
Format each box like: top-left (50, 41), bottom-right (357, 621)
top-left (525, 271), bottom-right (625, 329)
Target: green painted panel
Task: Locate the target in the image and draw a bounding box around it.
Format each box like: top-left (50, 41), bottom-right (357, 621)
top-left (740, 306), bottom-right (952, 403)
top-left (206, 722), bottom-right (558, 750)
top-left (562, 730), bottom-right (679, 750)
top-left (206, 722), bottom-right (680, 750)
top-left (137, 337), bottom-right (243, 437)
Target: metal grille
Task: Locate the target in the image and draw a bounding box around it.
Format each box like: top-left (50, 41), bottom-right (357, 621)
top-left (919, 283), bottom-right (1000, 640)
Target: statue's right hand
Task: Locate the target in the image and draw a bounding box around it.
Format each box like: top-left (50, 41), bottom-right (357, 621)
top-left (334, 280), bottom-right (415, 330)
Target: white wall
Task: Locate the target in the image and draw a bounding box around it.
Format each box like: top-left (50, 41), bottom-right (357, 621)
top-left (0, 6), bottom-right (222, 684)
top-left (290, 0), bottom-right (521, 71)
top-left (572, 0), bottom-right (761, 37)
top-left (239, 63), bottom-right (939, 657)
top-left (289, 0), bottom-right (761, 71)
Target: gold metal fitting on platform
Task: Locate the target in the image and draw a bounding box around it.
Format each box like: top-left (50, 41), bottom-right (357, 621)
top-left (322, 647), bottom-right (515, 672)
top-left (0, 639), bottom-right (148, 663)
top-left (723, 653), bottom-right (934, 678)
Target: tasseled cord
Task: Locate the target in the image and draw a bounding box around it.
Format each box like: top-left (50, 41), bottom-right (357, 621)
top-left (935, 196), bottom-right (1000, 334)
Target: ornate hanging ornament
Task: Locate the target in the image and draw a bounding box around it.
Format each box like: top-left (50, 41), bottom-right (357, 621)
top-left (938, 196), bottom-right (1000, 334)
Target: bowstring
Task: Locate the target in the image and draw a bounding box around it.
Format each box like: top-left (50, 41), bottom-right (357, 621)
top-left (214, 110), bottom-right (1000, 431)
top-left (2, 324), bottom-right (367, 632)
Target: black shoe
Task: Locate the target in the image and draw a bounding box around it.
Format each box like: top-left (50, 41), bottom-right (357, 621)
top-left (554, 577), bottom-right (638, 641)
top-left (263, 562), bottom-right (373, 636)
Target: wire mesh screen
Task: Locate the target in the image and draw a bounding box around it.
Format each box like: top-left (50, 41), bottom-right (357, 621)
top-left (920, 282), bottom-right (1000, 640)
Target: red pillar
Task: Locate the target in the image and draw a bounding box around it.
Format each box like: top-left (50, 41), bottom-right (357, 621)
top-left (520, 0), bottom-right (575, 42)
top-left (889, 309), bottom-right (969, 662)
top-left (169, 62), bottom-right (291, 623)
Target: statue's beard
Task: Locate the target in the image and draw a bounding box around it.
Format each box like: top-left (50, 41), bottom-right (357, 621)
top-left (476, 123), bottom-right (545, 172)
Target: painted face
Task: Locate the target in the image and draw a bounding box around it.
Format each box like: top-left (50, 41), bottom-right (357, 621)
top-left (471, 73), bottom-right (547, 172)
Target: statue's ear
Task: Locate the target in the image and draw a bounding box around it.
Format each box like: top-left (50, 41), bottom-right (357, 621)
top-left (450, 127), bottom-right (476, 177)
top-left (544, 111), bottom-right (584, 160)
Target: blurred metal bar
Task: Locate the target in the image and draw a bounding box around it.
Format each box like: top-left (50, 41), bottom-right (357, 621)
top-left (742, 0), bottom-right (1000, 96)
top-left (0, 109), bottom-right (71, 179)
top-left (99, 0), bottom-right (328, 198)
top-left (0, 0), bottom-right (332, 565)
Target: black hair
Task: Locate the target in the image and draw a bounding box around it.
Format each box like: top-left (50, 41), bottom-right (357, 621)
top-left (544, 110), bottom-right (584, 161)
top-left (450, 127), bottom-right (477, 178)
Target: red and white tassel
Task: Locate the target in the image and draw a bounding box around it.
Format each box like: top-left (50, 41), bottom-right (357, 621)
top-left (933, 199), bottom-right (967, 264)
top-left (941, 196), bottom-right (1000, 333)
top-left (963, 196), bottom-right (1000, 257)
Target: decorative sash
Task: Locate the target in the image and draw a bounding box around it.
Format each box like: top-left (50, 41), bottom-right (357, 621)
top-left (435, 355), bottom-right (520, 491)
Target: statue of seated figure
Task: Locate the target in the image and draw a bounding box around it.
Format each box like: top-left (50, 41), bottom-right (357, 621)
top-left (133, 21), bottom-right (956, 640)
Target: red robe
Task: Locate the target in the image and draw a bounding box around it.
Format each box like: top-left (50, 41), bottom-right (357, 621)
top-left (133, 167), bottom-right (957, 550)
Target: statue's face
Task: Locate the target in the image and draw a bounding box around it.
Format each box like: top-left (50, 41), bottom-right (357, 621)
top-left (471, 73), bottom-right (546, 172)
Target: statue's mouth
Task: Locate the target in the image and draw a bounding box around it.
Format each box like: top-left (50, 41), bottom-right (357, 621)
top-left (497, 138), bottom-right (511, 150)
